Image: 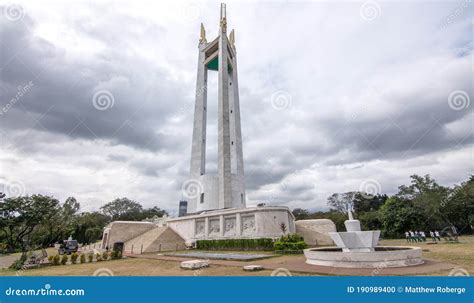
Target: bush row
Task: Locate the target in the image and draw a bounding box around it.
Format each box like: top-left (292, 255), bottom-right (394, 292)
top-left (273, 241), bottom-right (307, 253)
top-left (196, 238), bottom-right (274, 251)
top-left (47, 251), bottom-right (122, 265)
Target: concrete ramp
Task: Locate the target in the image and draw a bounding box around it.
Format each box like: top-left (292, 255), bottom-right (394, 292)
top-left (124, 227), bottom-right (186, 254)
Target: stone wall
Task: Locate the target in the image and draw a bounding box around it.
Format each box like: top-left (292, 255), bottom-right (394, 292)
top-left (295, 219), bottom-right (336, 246)
top-left (102, 221), bottom-right (155, 249)
top-left (168, 206), bottom-right (295, 245)
top-left (124, 226), bottom-right (186, 253)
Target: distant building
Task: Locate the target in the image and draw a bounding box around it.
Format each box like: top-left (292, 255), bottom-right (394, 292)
top-left (178, 200), bottom-right (188, 217)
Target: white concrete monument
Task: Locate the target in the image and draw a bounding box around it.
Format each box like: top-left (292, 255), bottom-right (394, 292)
top-left (188, 3), bottom-right (245, 213)
top-left (304, 202), bottom-right (423, 268)
top-left (102, 4), bottom-right (296, 251)
top-left (165, 4), bottom-right (295, 245)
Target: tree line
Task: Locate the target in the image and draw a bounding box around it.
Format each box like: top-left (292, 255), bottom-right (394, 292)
top-left (0, 196), bottom-right (167, 253)
top-left (292, 174), bottom-right (474, 238)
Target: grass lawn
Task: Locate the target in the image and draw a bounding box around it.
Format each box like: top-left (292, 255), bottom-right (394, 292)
top-left (379, 236), bottom-right (474, 275)
top-left (0, 236), bottom-right (472, 276)
top-left (0, 257), bottom-right (276, 277)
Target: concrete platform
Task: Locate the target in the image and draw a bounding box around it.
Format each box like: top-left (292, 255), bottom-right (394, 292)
top-left (304, 246), bottom-right (423, 268)
top-left (166, 251), bottom-right (273, 261)
top-left (243, 265), bottom-right (264, 271)
top-left (180, 260), bottom-right (209, 270)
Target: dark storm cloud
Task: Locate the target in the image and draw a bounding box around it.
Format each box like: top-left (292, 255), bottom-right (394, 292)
top-left (0, 13), bottom-right (189, 153)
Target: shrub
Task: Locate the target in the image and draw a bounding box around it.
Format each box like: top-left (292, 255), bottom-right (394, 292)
top-left (9, 254), bottom-right (27, 270)
top-left (196, 238), bottom-right (274, 251)
top-left (278, 234), bottom-right (304, 243)
top-left (274, 234), bottom-right (308, 253)
top-left (70, 253), bottom-right (78, 264)
top-left (274, 241), bottom-right (307, 253)
top-left (102, 251), bottom-right (109, 261)
top-left (52, 255), bottom-right (60, 265)
top-left (80, 254), bottom-right (86, 264)
top-left (111, 250), bottom-right (122, 260)
top-left (87, 253), bottom-right (93, 263)
top-left (47, 255), bottom-right (54, 263)
top-left (96, 253), bottom-right (102, 262)
top-left (60, 254), bottom-right (68, 265)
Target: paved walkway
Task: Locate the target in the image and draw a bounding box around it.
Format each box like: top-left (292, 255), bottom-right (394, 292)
top-left (0, 254), bottom-right (19, 269)
top-left (165, 252), bottom-right (273, 261)
top-left (127, 253), bottom-right (455, 276)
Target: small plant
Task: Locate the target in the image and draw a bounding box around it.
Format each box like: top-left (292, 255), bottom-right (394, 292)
top-left (80, 254), bottom-right (86, 264)
top-left (70, 253), bottom-right (78, 264)
top-left (274, 233), bottom-right (307, 254)
top-left (280, 223), bottom-right (287, 234)
top-left (9, 257), bottom-right (26, 270)
top-left (102, 251), bottom-right (109, 261)
top-left (60, 254), bottom-right (68, 265)
top-left (52, 255), bottom-right (60, 266)
top-left (87, 253), bottom-right (93, 263)
top-left (47, 255), bottom-right (54, 263)
top-left (111, 250), bottom-right (122, 260)
top-left (96, 253), bottom-right (102, 262)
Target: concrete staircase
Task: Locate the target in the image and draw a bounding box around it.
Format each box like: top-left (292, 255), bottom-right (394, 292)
top-left (124, 226), bottom-right (185, 254)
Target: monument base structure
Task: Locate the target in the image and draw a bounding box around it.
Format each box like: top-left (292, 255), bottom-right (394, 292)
top-left (168, 206), bottom-right (295, 246)
top-left (101, 206), bottom-right (295, 252)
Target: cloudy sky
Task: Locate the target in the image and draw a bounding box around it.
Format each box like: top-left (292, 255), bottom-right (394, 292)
top-left (0, 0), bottom-right (472, 215)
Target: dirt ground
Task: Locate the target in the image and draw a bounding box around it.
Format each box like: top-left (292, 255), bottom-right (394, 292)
top-left (0, 236), bottom-right (472, 276)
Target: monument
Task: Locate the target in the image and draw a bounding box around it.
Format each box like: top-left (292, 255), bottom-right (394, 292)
top-left (303, 202), bottom-right (423, 268)
top-left (102, 4), bottom-right (297, 251)
top-left (187, 3), bottom-right (245, 214)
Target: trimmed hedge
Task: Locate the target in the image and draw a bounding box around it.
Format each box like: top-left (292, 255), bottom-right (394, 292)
top-left (274, 241), bottom-right (307, 253)
top-left (196, 238), bottom-right (274, 251)
top-left (274, 234), bottom-right (308, 254)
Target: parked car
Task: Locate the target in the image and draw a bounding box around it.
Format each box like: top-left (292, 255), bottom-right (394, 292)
top-left (58, 240), bottom-right (78, 255)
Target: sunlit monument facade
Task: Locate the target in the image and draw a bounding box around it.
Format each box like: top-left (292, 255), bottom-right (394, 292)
top-left (188, 3), bottom-right (245, 214)
top-left (102, 4), bottom-right (297, 250)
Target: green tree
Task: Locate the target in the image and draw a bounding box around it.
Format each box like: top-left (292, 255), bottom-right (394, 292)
top-left (379, 197), bottom-right (426, 238)
top-left (73, 212), bottom-right (109, 244)
top-left (140, 206), bottom-right (168, 220)
top-left (396, 174), bottom-right (450, 229)
top-left (33, 197), bottom-right (80, 247)
top-left (292, 208), bottom-right (310, 220)
top-left (100, 198), bottom-right (143, 221)
top-left (0, 195), bottom-right (60, 252)
top-left (442, 176), bottom-right (474, 233)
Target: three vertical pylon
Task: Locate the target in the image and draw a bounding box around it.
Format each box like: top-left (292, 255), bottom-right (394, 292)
top-left (189, 3), bottom-right (245, 213)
